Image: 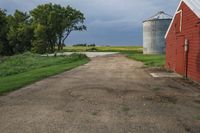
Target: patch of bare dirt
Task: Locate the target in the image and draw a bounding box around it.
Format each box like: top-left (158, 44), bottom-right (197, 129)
top-left (145, 93), bottom-right (178, 104)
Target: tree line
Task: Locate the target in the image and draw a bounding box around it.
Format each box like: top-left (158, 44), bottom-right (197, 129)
top-left (0, 3), bottom-right (86, 55)
top-left (73, 43), bottom-right (96, 47)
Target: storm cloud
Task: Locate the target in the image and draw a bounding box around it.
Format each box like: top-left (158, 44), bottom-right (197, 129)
top-left (0, 0), bottom-right (179, 45)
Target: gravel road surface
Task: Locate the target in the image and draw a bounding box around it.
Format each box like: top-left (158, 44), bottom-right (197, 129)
top-left (0, 54), bottom-right (200, 133)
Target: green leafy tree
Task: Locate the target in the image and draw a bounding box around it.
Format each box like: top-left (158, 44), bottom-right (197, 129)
top-left (58, 6), bottom-right (86, 50)
top-left (0, 9), bottom-right (10, 55)
top-left (31, 24), bottom-right (48, 54)
top-left (7, 10), bottom-right (33, 54)
top-left (0, 4), bottom-right (86, 55)
top-left (31, 3), bottom-right (86, 52)
top-left (30, 3), bottom-right (58, 53)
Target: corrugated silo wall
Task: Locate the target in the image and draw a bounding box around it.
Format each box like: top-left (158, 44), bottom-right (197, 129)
top-left (143, 19), bottom-right (172, 54)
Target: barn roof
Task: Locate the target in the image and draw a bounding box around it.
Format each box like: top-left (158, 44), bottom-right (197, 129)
top-left (165, 0), bottom-right (200, 38)
top-left (184, 0), bottom-right (200, 18)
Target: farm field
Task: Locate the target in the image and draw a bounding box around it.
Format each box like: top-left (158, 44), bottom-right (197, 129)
top-left (63, 46), bottom-right (165, 67)
top-left (0, 53), bottom-right (89, 94)
top-left (63, 46), bottom-right (143, 52)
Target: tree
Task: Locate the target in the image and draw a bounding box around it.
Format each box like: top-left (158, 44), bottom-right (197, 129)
top-left (58, 6), bottom-right (86, 50)
top-left (31, 3), bottom-right (86, 52)
top-left (7, 10), bottom-right (33, 54)
top-left (31, 24), bottom-right (48, 54)
top-left (0, 4), bottom-right (86, 55)
top-left (30, 3), bottom-right (59, 53)
top-left (0, 9), bottom-right (10, 55)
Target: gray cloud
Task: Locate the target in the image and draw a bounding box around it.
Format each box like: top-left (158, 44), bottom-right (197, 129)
top-left (0, 0), bottom-right (179, 45)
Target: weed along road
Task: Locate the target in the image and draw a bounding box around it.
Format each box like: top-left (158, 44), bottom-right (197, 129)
top-left (0, 54), bottom-right (200, 133)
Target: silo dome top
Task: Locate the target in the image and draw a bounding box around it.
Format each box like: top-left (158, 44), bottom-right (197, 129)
top-left (144, 11), bottom-right (172, 22)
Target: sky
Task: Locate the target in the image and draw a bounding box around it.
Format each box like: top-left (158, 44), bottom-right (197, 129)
top-left (0, 0), bottom-right (180, 46)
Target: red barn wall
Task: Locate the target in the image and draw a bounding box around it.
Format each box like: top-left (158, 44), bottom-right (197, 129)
top-left (166, 2), bottom-right (200, 82)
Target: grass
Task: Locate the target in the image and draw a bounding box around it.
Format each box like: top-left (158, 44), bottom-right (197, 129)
top-left (0, 53), bottom-right (89, 94)
top-left (194, 115), bottom-right (200, 120)
top-left (96, 46), bottom-right (143, 52)
top-left (63, 46), bottom-right (89, 52)
top-left (123, 51), bottom-right (165, 67)
top-left (152, 87), bottom-right (162, 91)
top-left (63, 46), bottom-right (143, 52)
top-left (122, 106), bottom-right (130, 112)
top-left (0, 52), bottom-right (89, 77)
top-left (92, 112), bottom-right (98, 116)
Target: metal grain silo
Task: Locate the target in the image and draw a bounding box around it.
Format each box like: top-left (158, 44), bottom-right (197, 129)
top-left (143, 11), bottom-right (172, 54)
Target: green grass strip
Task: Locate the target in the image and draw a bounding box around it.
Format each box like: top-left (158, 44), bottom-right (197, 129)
top-left (0, 59), bottom-right (89, 94)
top-left (122, 52), bottom-right (165, 67)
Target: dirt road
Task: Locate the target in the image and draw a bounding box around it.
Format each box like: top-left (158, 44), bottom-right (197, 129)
top-left (0, 55), bottom-right (200, 133)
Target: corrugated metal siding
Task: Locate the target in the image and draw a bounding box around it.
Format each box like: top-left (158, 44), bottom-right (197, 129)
top-left (166, 2), bottom-right (200, 82)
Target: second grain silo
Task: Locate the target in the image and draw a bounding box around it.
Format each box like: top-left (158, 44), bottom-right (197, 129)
top-left (143, 11), bottom-right (172, 54)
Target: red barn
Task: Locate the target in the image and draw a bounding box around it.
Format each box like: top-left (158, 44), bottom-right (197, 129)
top-left (165, 0), bottom-right (200, 82)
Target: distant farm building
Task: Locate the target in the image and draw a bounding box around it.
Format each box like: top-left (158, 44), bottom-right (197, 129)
top-left (165, 0), bottom-right (200, 82)
top-left (143, 11), bottom-right (172, 54)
